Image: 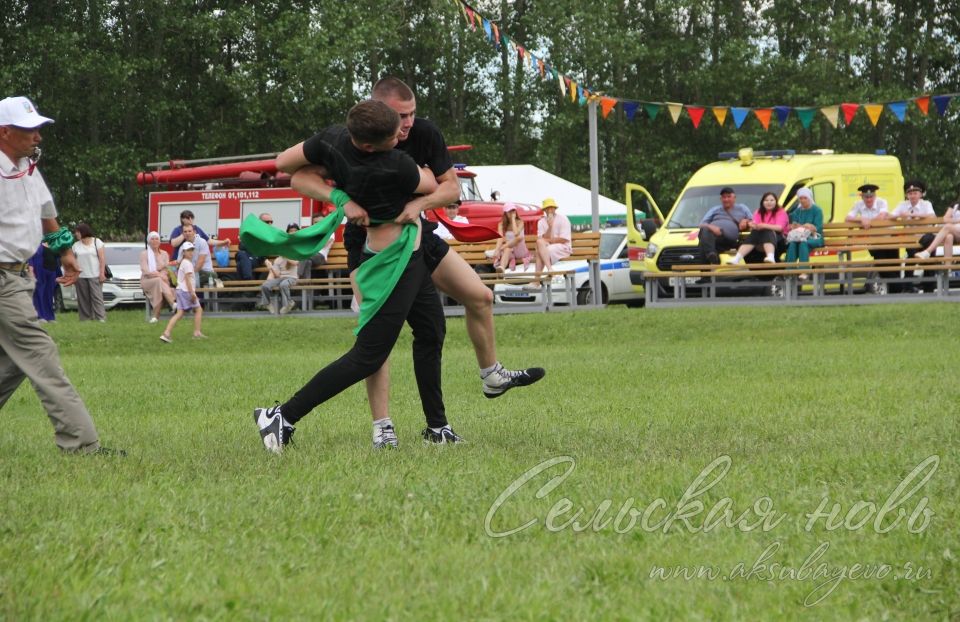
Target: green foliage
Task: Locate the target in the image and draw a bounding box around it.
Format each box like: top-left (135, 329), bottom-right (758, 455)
top-left (1, 0), bottom-right (959, 237)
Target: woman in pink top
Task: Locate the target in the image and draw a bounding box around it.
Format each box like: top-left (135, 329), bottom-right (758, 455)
top-left (727, 192), bottom-right (789, 264)
top-left (491, 203), bottom-right (531, 271)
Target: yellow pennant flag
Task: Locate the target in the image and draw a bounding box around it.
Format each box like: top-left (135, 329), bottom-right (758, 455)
top-left (667, 102), bottom-right (683, 124)
top-left (820, 105), bottom-right (840, 128)
top-left (570, 81), bottom-right (577, 103)
top-left (712, 106), bottom-right (728, 126)
top-left (864, 104), bottom-right (883, 126)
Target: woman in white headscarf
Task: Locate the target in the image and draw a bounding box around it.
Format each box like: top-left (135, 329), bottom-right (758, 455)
top-left (140, 231), bottom-right (176, 323)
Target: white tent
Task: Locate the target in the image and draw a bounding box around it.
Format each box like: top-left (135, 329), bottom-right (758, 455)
top-left (467, 164), bottom-right (627, 225)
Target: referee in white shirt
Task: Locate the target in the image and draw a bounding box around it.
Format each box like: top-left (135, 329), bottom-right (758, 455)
top-left (0, 96), bottom-right (121, 455)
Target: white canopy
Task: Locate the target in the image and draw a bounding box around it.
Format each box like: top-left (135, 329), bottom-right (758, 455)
top-left (467, 164), bottom-right (626, 224)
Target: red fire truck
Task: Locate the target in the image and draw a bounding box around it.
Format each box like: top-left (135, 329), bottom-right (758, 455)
top-left (136, 149), bottom-right (540, 247)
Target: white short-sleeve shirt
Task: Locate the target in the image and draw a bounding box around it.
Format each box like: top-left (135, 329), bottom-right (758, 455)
top-left (0, 152), bottom-right (56, 263)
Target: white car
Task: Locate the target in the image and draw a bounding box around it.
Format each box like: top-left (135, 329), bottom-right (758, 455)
top-left (493, 228), bottom-right (641, 306)
top-left (58, 242), bottom-right (147, 311)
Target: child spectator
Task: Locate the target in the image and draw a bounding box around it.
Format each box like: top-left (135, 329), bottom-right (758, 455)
top-left (160, 241), bottom-right (205, 342)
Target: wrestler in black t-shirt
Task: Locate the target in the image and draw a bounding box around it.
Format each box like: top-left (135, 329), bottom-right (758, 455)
top-left (343, 117), bottom-right (454, 270)
top-left (302, 126), bottom-right (420, 223)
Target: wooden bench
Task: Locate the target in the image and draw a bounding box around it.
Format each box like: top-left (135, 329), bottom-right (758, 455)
top-left (195, 231), bottom-right (604, 313)
top-left (644, 218), bottom-right (960, 305)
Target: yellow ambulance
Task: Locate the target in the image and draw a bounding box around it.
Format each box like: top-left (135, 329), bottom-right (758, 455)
top-left (626, 148), bottom-right (905, 296)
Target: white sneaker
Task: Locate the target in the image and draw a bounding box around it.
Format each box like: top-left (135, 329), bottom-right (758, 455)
top-left (763, 255), bottom-right (776, 263)
top-left (482, 364), bottom-right (546, 399)
top-left (372, 422), bottom-right (399, 449)
top-left (916, 250), bottom-right (931, 259)
top-left (253, 403), bottom-right (295, 454)
top-left (725, 256), bottom-right (742, 265)
top-left (148, 317), bottom-right (158, 324)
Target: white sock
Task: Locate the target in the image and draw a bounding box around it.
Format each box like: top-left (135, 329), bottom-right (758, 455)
top-left (373, 418), bottom-right (393, 429)
top-left (765, 254), bottom-right (775, 261)
top-left (480, 363), bottom-right (500, 379)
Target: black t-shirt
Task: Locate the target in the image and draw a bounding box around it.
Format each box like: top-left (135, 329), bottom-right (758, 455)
top-left (302, 125), bottom-right (420, 222)
top-left (343, 117), bottom-right (451, 245)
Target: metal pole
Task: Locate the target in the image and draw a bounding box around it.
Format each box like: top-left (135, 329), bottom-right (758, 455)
top-left (588, 100), bottom-right (602, 305)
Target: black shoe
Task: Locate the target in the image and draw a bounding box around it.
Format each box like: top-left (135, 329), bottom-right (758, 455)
top-left (422, 425), bottom-right (466, 444)
top-left (253, 402), bottom-right (295, 453)
top-left (481, 365), bottom-right (546, 399)
top-left (706, 253), bottom-right (719, 264)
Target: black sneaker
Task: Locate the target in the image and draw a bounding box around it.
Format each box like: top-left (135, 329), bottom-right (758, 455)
top-left (482, 364), bottom-right (546, 399)
top-left (253, 402), bottom-right (295, 454)
top-left (422, 425), bottom-right (466, 444)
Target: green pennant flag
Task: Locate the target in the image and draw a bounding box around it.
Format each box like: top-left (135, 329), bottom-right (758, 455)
top-left (643, 103), bottom-right (660, 121)
top-left (795, 107), bottom-right (816, 129)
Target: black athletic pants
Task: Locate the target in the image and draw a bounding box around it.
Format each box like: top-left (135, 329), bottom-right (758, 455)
top-left (281, 249), bottom-right (447, 428)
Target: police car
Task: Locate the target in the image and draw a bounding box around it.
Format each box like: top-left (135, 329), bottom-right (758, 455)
top-left (493, 227), bottom-right (641, 306)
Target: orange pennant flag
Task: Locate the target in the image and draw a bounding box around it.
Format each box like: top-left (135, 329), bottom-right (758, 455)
top-left (537, 58), bottom-right (545, 78)
top-left (840, 103), bottom-right (859, 125)
top-left (864, 104), bottom-right (883, 126)
top-left (600, 97), bottom-right (617, 119)
top-left (712, 106), bottom-right (728, 126)
top-left (820, 105), bottom-right (839, 128)
top-left (915, 96), bottom-right (930, 115)
top-left (666, 102), bottom-right (683, 124)
top-left (753, 108), bottom-right (773, 130)
top-left (492, 23), bottom-right (500, 46)
top-left (686, 106), bottom-right (705, 128)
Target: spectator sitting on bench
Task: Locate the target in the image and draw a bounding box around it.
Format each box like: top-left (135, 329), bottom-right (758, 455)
top-left (698, 187), bottom-right (752, 264)
top-left (235, 212), bottom-right (274, 280)
top-left (784, 188), bottom-right (824, 280)
top-left (259, 223), bottom-right (301, 315)
top-left (727, 192), bottom-right (788, 265)
top-left (916, 195), bottom-right (960, 260)
top-left (535, 197), bottom-right (572, 272)
top-left (892, 179), bottom-right (937, 257)
top-left (846, 183), bottom-right (901, 292)
top-left (298, 211), bottom-right (336, 279)
top-left (433, 200), bottom-right (468, 241)
top-left (492, 202), bottom-right (531, 272)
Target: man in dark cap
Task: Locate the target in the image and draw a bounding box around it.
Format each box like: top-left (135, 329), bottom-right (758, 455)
top-left (892, 180), bottom-right (937, 292)
top-left (697, 187), bottom-right (753, 264)
top-left (846, 183), bottom-right (901, 292)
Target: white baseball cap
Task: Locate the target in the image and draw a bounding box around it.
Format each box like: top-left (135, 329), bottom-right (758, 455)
top-left (181, 241), bottom-right (195, 251)
top-left (0, 96), bottom-right (54, 129)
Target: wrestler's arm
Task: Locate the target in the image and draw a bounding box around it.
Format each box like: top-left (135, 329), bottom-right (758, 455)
top-left (395, 168), bottom-right (459, 224)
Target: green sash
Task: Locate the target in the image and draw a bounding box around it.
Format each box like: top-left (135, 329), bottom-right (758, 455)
top-left (239, 212), bottom-right (416, 334)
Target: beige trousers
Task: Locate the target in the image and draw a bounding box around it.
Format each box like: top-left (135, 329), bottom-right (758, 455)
top-left (0, 269), bottom-right (100, 452)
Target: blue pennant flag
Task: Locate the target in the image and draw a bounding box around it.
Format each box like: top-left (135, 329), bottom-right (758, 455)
top-left (932, 95), bottom-right (952, 116)
top-left (623, 102), bottom-right (639, 121)
top-left (774, 106), bottom-right (791, 126)
top-left (731, 107), bottom-right (750, 129)
top-left (483, 19), bottom-right (492, 41)
top-left (888, 101), bottom-right (907, 122)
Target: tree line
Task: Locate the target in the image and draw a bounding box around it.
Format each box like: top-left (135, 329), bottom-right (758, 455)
top-left (2, 0), bottom-right (959, 237)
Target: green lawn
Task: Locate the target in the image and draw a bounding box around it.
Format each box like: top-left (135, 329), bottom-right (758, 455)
top-left (1, 304), bottom-right (957, 620)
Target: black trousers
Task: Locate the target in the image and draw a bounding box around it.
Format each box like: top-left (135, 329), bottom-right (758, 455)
top-left (698, 228), bottom-right (739, 263)
top-left (282, 249), bottom-right (447, 428)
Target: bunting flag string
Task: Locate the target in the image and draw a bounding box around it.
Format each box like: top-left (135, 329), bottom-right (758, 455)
top-left (452, 0), bottom-right (958, 132)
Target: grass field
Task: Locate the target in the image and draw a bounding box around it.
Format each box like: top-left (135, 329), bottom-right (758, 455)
top-left (1, 304), bottom-right (958, 620)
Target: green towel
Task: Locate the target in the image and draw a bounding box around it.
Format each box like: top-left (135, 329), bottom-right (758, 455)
top-left (239, 212), bottom-right (416, 334)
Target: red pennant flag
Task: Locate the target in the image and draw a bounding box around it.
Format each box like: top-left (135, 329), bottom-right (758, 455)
top-left (841, 103), bottom-right (859, 125)
top-left (600, 97), bottom-right (617, 119)
top-left (686, 106), bottom-right (705, 128)
top-left (464, 7), bottom-right (475, 30)
top-left (753, 108), bottom-right (773, 130)
top-left (915, 96), bottom-right (930, 116)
